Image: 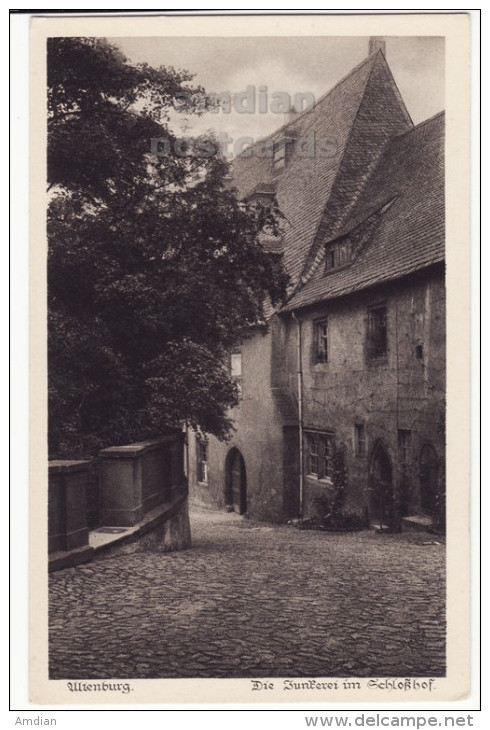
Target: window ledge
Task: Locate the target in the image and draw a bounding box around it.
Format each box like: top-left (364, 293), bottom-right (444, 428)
top-left (323, 262), bottom-right (351, 276)
top-left (305, 475), bottom-right (333, 487)
top-left (365, 356), bottom-right (388, 366)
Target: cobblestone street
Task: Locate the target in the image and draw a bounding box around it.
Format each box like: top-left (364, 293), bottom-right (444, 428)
top-left (49, 509), bottom-right (445, 679)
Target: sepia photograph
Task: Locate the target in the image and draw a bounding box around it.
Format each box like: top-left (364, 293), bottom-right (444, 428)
top-left (25, 12), bottom-right (472, 707)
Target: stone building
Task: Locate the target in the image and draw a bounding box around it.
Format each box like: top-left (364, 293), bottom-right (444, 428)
top-left (187, 41), bottom-right (445, 530)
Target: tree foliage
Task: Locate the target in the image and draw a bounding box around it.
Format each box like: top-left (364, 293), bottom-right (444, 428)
top-left (48, 38), bottom-right (289, 458)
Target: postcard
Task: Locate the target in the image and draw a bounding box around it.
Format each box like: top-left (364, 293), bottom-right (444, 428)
top-left (27, 11), bottom-right (472, 707)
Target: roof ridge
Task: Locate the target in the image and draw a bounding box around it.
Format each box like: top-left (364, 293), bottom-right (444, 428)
top-left (283, 104), bottom-right (445, 312)
top-left (291, 50), bottom-right (380, 284)
top-left (352, 110), bottom-right (445, 205)
top-left (325, 194), bottom-right (399, 244)
top-left (377, 49), bottom-right (413, 127)
top-left (233, 50), bottom-right (380, 161)
top-left (391, 109), bottom-right (445, 142)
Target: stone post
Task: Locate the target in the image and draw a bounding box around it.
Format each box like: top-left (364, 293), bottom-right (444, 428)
top-left (48, 460), bottom-right (91, 552)
top-left (98, 436), bottom-right (181, 526)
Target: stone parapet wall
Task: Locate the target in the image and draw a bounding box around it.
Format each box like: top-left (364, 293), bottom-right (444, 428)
top-left (48, 432), bottom-right (190, 570)
top-left (98, 434), bottom-right (184, 527)
top-left (48, 460), bottom-right (92, 553)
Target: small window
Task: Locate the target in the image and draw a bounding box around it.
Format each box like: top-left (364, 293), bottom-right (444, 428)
top-left (272, 135), bottom-right (296, 172)
top-left (197, 437), bottom-right (208, 483)
top-left (325, 240), bottom-right (352, 271)
top-left (231, 353), bottom-right (242, 378)
top-left (326, 248), bottom-right (336, 270)
top-left (338, 241), bottom-right (351, 266)
top-left (416, 344), bottom-right (424, 360)
top-left (354, 424), bottom-right (366, 457)
top-left (398, 429), bottom-right (412, 467)
top-left (231, 352), bottom-right (242, 396)
top-left (322, 437), bottom-right (333, 477)
top-left (273, 140), bottom-right (287, 171)
top-left (314, 318), bottom-right (328, 363)
top-left (367, 304), bottom-right (387, 359)
top-left (305, 431), bottom-right (334, 480)
top-left (307, 432), bottom-right (320, 476)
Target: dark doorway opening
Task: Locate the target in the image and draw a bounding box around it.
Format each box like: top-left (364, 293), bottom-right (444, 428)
top-left (369, 441), bottom-right (393, 527)
top-left (225, 448), bottom-right (247, 515)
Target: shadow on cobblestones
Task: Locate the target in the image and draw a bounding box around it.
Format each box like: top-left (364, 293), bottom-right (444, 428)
top-left (49, 508), bottom-right (445, 679)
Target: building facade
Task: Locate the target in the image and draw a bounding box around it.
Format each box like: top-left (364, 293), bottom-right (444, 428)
top-left (187, 42), bottom-right (445, 530)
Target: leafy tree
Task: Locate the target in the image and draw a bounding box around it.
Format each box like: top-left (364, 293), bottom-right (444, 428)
top-left (47, 38), bottom-right (289, 458)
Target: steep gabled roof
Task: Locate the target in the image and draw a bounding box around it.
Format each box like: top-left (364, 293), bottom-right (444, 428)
top-left (231, 51), bottom-right (380, 286)
top-left (231, 50), bottom-right (413, 298)
top-left (285, 111), bottom-right (445, 310)
top-left (297, 50), bottom-right (413, 283)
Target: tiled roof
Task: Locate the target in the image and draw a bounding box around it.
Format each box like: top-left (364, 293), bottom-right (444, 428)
top-left (231, 50), bottom-right (414, 297)
top-left (231, 51), bottom-right (381, 286)
top-left (285, 111), bottom-right (445, 310)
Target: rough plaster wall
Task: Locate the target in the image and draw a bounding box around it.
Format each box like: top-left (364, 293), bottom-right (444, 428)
top-left (188, 271), bottom-right (445, 523)
top-left (297, 270), bottom-right (445, 517)
top-left (189, 326), bottom-right (287, 522)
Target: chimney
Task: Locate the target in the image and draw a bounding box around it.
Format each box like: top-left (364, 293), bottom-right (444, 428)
top-left (369, 37), bottom-right (386, 56)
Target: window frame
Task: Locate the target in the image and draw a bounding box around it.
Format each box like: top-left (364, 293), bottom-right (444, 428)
top-left (196, 436), bottom-right (209, 484)
top-left (272, 134), bottom-right (297, 173)
top-left (305, 430), bottom-right (335, 482)
top-left (354, 423), bottom-right (366, 457)
top-left (366, 302), bottom-right (388, 360)
top-left (398, 429), bottom-right (412, 468)
top-left (324, 239), bottom-right (352, 273)
top-left (231, 352), bottom-right (242, 378)
top-left (230, 351), bottom-right (243, 396)
top-left (313, 317), bottom-right (329, 364)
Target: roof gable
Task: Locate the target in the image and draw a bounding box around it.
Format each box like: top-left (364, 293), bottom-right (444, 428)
top-left (285, 112), bottom-right (445, 310)
top-left (298, 51), bottom-right (413, 285)
top-left (230, 51), bottom-right (381, 286)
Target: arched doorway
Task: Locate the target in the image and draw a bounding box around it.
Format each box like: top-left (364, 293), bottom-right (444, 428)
top-left (368, 441), bottom-right (394, 527)
top-left (419, 444), bottom-right (439, 514)
top-left (225, 448), bottom-right (247, 514)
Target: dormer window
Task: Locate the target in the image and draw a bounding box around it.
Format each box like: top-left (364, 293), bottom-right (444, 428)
top-left (321, 197), bottom-right (397, 277)
top-left (325, 239), bottom-right (352, 272)
top-left (273, 139), bottom-right (287, 171)
top-left (244, 182), bottom-right (276, 207)
top-left (272, 133), bottom-right (297, 172)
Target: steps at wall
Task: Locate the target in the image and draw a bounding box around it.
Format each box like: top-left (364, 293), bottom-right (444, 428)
top-left (402, 515), bottom-right (434, 532)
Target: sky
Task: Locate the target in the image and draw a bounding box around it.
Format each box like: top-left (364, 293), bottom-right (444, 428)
top-left (110, 35), bottom-right (445, 158)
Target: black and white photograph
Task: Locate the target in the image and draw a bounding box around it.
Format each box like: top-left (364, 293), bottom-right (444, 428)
top-left (24, 12), bottom-right (472, 708)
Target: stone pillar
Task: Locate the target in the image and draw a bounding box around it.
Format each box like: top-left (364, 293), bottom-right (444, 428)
top-left (160, 497), bottom-right (192, 551)
top-left (48, 460), bottom-right (91, 552)
top-left (98, 436), bottom-right (182, 527)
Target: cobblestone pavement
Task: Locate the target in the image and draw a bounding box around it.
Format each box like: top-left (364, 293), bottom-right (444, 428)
top-left (49, 509), bottom-right (445, 679)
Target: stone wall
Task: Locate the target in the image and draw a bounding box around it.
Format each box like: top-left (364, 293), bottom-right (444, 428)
top-left (49, 432), bottom-right (191, 570)
top-left (187, 266), bottom-right (445, 527)
top-left (295, 267), bottom-right (446, 523)
top-left (187, 324), bottom-right (289, 523)
top-left (48, 460), bottom-right (92, 553)
top-left (98, 435), bottom-right (182, 527)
